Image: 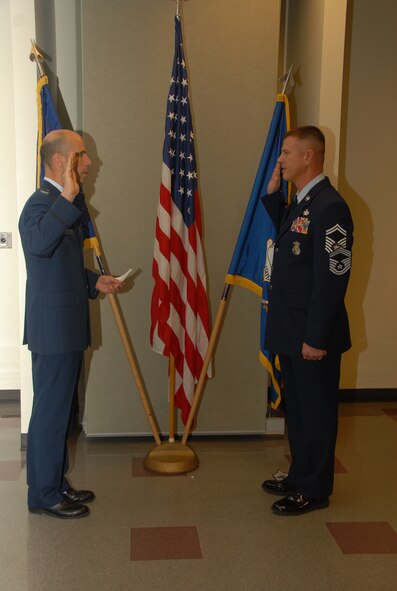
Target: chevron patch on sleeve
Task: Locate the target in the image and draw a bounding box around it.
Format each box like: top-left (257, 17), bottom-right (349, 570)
top-left (329, 247), bottom-right (351, 275)
top-left (325, 224), bottom-right (347, 253)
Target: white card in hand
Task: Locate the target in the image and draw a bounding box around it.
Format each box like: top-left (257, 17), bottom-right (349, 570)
top-left (116, 268), bottom-right (133, 282)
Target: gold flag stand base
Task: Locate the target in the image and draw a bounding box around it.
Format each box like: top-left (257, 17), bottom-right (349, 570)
top-left (144, 441), bottom-right (199, 474)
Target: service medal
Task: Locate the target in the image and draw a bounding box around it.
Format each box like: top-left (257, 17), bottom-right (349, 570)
top-left (292, 241), bottom-right (301, 255)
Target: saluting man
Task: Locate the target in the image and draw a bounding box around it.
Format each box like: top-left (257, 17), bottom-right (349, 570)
top-left (261, 126), bottom-right (353, 515)
top-left (19, 130), bottom-right (123, 519)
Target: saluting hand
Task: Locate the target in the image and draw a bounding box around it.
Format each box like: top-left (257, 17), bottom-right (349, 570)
top-left (267, 162), bottom-right (282, 194)
top-left (61, 153), bottom-right (80, 202)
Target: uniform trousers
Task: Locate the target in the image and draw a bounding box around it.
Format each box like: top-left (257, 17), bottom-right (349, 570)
top-left (27, 351), bottom-right (83, 508)
top-left (279, 353), bottom-right (341, 500)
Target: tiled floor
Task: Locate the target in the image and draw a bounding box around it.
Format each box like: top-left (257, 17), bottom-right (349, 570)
top-left (326, 521), bottom-right (397, 554)
top-left (131, 526), bottom-right (202, 561)
top-left (1, 400), bottom-right (397, 590)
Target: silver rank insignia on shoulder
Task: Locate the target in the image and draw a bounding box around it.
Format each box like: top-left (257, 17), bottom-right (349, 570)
top-left (292, 241), bottom-right (301, 255)
top-left (40, 188), bottom-right (50, 195)
top-left (303, 209), bottom-right (309, 216)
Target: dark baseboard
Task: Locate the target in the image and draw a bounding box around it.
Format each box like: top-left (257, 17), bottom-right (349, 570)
top-left (0, 389), bottom-right (20, 402)
top-left (339, 388), bottom-right (397, 402)
top-left (21, 433), bottom-right (27, 450)
top-left (14, 388), bottom-right (397, 451)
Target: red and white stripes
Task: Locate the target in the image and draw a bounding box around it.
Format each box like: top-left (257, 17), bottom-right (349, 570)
top-left (151, 164), bottom-right (211, 425)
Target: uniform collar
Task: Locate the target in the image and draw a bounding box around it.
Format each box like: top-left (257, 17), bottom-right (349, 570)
top-left (277, 177), bottom-right (331, 241)
top-left (296, 174), bottom-right (325, 204)
top-left (43, 176), bottom-right (63, 192)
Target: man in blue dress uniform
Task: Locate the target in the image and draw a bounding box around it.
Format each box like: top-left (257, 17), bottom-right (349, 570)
top-left (19, 130), bottom-right (123, 519)
top-left (261, 126), bottom-right (353, 515)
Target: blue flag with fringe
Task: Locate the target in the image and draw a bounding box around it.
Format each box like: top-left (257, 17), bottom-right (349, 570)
top-left (36, 76), bottom-right (62, 188)
top-left (36, 76), bottom-right (99, 252)
top-left (226, 94), bottom-right (290, 408)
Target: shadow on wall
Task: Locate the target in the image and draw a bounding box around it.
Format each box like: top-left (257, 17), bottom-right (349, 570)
top-left (338, 0), bottom-right (372, 389)
top-left (313, 126), bottom-right (369, 391)
top-left (76, 131), bottom-right (144, 421)
top-left (79, 130), bottom-right (104, 353)
top-left (338, 176), bottom-right (372, 389)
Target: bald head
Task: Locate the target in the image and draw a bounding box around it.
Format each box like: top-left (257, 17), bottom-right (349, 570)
top-left (40, 129), bottom-right (92, 185)
top-left (41, 130), bottom-right (80, 168)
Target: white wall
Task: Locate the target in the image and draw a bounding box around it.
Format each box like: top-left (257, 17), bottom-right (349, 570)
top-left (284, 0), bottom-right (348, 187)
top-left (2, 0), bottom-right (82, 434)
top-left (1, 0), bottom-right (37, 432)
top-left (0, 0), bottom-right (20, 391)
top-left (318, 0), bottom-right (348, 185)
top-left (34, 0), bottom-right (82, 131)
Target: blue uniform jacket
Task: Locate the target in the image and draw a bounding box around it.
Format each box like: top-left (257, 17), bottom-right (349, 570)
top-left (262, 177), bottom-right (354, 356)
top-left (19, 180), bottom-right (99, 354)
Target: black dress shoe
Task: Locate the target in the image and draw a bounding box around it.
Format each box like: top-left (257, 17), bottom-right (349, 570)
top-left (261, 478), bottom-right (296, 496)
top-left (271, 493), bottom-right (329, 516)
top-left (62, 487), bottom-right (96, 504)
top-left (29, 499), bottom-right (90, 519)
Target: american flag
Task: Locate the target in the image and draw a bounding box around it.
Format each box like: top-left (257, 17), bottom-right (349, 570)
top-left (150, 16), bottom-right (211, 425)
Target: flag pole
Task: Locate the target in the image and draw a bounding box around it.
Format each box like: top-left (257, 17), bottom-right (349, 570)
top-left (93, 248), bottom-right (162, 445)
top-left (181, 93), bottom-right (290, 443)
top-left (144, 3), bottom-right (202, 474)
top-left (168, 354), bottom-right (176, 443)
top-left (144, 346), bottom-right (199, 473)
top-left (181, 283), bottom-right (231, 445)
top-left (29, 40), bottom-right (45, 78)
top-left (281, 64), bottom-right (294, 95)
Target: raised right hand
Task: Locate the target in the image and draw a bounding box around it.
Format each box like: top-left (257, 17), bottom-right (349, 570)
top-left (267, 162), bottom-right (282, 194)
top-left (61, 153), bottom-right (80, 202)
